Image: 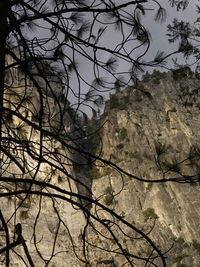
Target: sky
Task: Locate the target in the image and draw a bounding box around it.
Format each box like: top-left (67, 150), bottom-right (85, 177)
top-left (141, 0), bottom-right (199, 69)
top-left (74, 0), bottom-right (200, 114)
top-left (16, 0), bottom-right (200, 115)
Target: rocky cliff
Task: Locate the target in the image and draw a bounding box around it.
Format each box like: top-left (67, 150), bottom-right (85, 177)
top-left (91, 69), bottom-right (200, 266)
top-left (1, 55), bottom-right (91, 266)
top-left (1, 65), bottom-right (200, 267)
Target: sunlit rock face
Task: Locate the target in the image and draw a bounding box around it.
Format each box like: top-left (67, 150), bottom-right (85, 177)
top-left (1, 59), bottom-right (200, 267)
top-left (0, 53), bottom-right (91, 266)
top-left (92, 70), bottom-right (200, 266)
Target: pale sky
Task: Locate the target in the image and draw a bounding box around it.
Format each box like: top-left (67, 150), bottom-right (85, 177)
top-left (74, 1), bottom-right (200, 114)
top-left (18, 0), bottom-right (200, 115)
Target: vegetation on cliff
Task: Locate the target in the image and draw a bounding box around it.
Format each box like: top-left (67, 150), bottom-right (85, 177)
top-left (0, 0), bottom-right (200, 266)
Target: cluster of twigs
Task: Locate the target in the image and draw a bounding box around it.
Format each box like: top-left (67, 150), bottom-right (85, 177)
top-left (0, 0), bottom-right (199, 266)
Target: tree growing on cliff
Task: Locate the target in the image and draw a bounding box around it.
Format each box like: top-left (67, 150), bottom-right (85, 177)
top-left (0, 1), bottom-right (199, 266)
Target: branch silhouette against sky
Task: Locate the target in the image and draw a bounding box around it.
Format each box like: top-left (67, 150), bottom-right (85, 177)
top-left (0, 0), bottom-right (200, 266)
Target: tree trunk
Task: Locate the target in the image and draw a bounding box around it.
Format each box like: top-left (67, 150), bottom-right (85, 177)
top-left (0, 0), bottom-right (8, 141)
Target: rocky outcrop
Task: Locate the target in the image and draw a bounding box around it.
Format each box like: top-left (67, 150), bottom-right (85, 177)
top-left (92, 70), bottom-right (200, 266)
top-left (1, 63), bottom-right (200, 266)
top-left (0, 54), bottom-right (91, 266)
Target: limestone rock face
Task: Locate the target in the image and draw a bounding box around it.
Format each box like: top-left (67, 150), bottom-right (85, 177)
top-left (92, 70), bottom-right (200, 266)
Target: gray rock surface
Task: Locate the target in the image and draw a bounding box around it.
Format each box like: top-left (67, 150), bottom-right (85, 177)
top-left (1, 67), bottom-right (200, 266)
top-left (92, 70), bottom-right (200, 266)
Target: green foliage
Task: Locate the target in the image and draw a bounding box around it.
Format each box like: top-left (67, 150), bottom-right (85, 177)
top-left (142, 71), bottom-right (151, 82)
top-left (89, 166), bottom-right (112, 179)
top-left (109, 94), bottom-right (119, 109)
top-left (104, 186), bottom-right (113, 194)
top-left (173, 254), bottom-right (188, 263)
top-left (136, 83), bottom-right (145, 90)
top-left (82, 119), bottom-right (103, 154)
top-left (122, 95), bottom-right (130, 106)
top-left (89, 165), bottom-right (101, 179)
top-left (172, 67), bottom-right (192, 81)
top-left (119, 127), bottom-right (128, 141)
top-left (110, 94), bottom-right (131, 110)
top-left (175, 237), bottom-right (185, 245)
top-left (104, 195), bottom-right (113, 206)
top-left (103, 167), bottom-right (112, 176)
top-left (103, 186), bottom-right (114, 206)
top-left (168, 17), bottom-right (200, 59)
top-left (143, 208), bottom-right (158, 222)
top-left (151, 70), bottom-right (166, 84)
